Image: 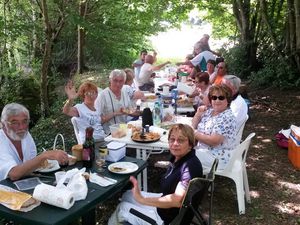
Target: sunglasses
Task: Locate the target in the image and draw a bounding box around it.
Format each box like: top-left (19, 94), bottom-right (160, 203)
top-left (211, 95), bottom-right (226, 101)
top-left (84, 91), bottom-right (97, 97)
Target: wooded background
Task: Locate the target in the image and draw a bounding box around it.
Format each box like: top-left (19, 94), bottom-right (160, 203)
top-left (0, 0), bottom-right (299, 121)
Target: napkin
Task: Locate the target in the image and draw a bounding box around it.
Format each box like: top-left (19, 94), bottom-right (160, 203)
top-left (149, 126), bottom-right (167, 136)
top-left (177, 82), bottom-right (194, 95)
top-left (89, 173), bottom-right (117, 187)
top-left (33, 183), bottom-right (75, 210)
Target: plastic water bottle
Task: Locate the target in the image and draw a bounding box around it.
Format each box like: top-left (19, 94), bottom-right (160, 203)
top-left (175, 73), bottom-right (179, 87)
top-left (152, 97), bottom-right (162, 127)
top-left (171, 88), bottom-right (178, 115)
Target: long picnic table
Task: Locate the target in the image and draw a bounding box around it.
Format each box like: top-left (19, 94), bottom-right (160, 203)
top-left (0, 156), bottom-right (147, 225)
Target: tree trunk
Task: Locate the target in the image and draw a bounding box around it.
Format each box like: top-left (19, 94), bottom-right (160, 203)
top-left (294, 0), bottom-right (300, 71)
top-left (40, 0), bottom-right (51, 117)
top-left (77, 0), bottom-right (87, 75)
top-left (232, 0), bottom-right (258, 75)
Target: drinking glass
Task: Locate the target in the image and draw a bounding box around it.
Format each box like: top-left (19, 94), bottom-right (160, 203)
top-left (95, 154), bottom-right (106, 173)
top-left (96, 146), bottom-right (108, 173)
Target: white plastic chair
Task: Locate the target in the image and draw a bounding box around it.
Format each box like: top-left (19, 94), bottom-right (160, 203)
top-left (203, 132), bottom-right (255, 214)
top-left (235, 115), bottom-right (249, 145)
top-left (71, 117), bottom-right (82, 144)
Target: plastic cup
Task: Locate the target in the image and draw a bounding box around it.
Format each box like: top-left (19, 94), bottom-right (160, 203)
top-left (163, 86), bottom-right (169, 96)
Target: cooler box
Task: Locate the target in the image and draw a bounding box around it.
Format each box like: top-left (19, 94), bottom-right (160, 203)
top-left (288, 125), bottom-right (300, 169)
top-left (106, 141), bottom-right (126, 162)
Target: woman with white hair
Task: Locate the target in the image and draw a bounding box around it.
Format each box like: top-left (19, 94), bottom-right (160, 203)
top-left (0, 103), bottom-right (68, 181)
top-left (95, 69), bottom-right (135, 134)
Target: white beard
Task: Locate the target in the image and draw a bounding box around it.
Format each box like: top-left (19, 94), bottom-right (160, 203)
top-left (6, 128), bottom-right (28, 141)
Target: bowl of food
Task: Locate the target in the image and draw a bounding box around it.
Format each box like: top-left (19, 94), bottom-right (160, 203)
top-left (110, 124), bottom-right (127, 138)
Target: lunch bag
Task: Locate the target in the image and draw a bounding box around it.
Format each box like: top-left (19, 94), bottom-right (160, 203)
top-left (275, 133), bottom-right (289, 149)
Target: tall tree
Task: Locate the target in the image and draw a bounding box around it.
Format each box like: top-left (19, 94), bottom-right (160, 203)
top-left (36, 0), bottom-right (66, 117)
top-left (77, 0), bottom-right (88, 74)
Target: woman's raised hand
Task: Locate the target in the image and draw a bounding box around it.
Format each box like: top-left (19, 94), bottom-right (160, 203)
top-left (65, 80), bottom-right (78, 100)
top-left (129, 176), bottom-right (143, 203)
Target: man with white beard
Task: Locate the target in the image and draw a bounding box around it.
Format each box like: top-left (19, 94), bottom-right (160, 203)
top-left (0, 103), bottom-right (68, 181)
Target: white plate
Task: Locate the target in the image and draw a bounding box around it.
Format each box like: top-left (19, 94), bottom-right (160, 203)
top-left (108, 162), bottom-right (139, 174)
top-left (36, 160), bottom-right (60, 173)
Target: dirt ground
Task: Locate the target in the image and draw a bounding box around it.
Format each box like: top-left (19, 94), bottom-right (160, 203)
top-left (96, 88), bottom-right (300, 225)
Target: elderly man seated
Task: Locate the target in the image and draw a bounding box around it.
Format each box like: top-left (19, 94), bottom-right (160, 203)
top-left (221, 75), bottom-right (248, 130)
top-left (0, 103), bottom-right (68, 181)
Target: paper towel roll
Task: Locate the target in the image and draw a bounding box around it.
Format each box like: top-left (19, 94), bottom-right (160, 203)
top-left (33, 183), bottom-right (75, 209)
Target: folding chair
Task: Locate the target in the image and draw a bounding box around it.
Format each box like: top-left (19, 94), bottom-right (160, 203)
top-left (129, 159), bottom-right (219, 225)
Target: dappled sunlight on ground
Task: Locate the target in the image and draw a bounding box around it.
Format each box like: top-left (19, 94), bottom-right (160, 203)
top-left (275, 202), bottom-right (300, 215)
top-left (261, 138), bottom-right (272, 143)
top-left (250, 190), bottom-right (260, 198)
top-left (278, 180), bottom-right (300, 192)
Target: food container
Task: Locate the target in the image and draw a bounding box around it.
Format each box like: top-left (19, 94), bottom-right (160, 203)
top-left (106, 141), bottom-right (126, 162)
top-left (110, 124), bottom-right (127, 138)
top-left (71, 144), bottom-right (83, 161)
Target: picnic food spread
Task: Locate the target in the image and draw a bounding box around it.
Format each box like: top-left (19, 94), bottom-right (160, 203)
top-left (37, 160), bottom-right (52, 170)
top-left (131, 131), bottom-right (160, 142)
top-left (109, 166), bottom-right (127, 172)
top-left (0, 185), bottom-right (40, 211)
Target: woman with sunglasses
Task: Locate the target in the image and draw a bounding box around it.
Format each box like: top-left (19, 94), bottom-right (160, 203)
top-left (63, 80), bottom-right (105, 143)
top-left (108, 124), bottom-right (203, 225)
top-left (192, 84), bottom-right (237, 170)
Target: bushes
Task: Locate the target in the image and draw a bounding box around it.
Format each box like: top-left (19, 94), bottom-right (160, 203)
top-left (222, 43), bottom-right (249, 78)
top-left (30, 100), bottom-right (77, 154)
top-left (249, 57), bottom-right (299, 89)
top-left (222, 42), bottom-right (300, 89)
top-left (0, 74), bottom-right (41, 124)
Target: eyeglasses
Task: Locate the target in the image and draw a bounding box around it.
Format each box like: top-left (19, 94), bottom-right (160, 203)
top-left (84, 91), bottom-right (97, 97)
top-left (168, 138), bottom-right (188, 145)
top-left (7, 119), bottom-right (30, 127)
top-left (211, 95), bottom-right (226, 101)
top-left (217, 66), bottom-right (224, 69)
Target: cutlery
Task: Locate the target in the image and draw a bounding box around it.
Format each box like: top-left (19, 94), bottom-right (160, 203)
top-left (96, 174), bottom-right (117, 184)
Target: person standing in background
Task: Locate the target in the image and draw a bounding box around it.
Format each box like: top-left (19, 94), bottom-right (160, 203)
top-left (132, 49), bottom-right (148, 82)
top-left (193, 34), bottom-right (221, 57)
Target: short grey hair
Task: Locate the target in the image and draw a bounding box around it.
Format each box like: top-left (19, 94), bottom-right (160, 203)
top-left (1, 103), bottom-right (30, 124)
top-left (109, 69), bottom-right (126, 81)
top-left (223, 75), bottom-right (241, 94)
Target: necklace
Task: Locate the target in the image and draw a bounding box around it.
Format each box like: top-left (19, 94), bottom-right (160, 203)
top-left (84, 103), bottom-right (95, 111)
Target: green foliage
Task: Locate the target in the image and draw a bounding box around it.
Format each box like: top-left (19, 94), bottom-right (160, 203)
top-left (222, 43), bottom-right (249, 78)
top-left (195, 0), bottom-right (236, 38)
top-left (30, 99), bottom-right (77, 154)
top-left (0, 73), bottom-right (41, 123)
top-left (249, 57), bottom-right (299, 89)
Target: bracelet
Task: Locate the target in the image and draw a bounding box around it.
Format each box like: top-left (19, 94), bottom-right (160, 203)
top-left (65, 99), bottom-right (73, 105)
